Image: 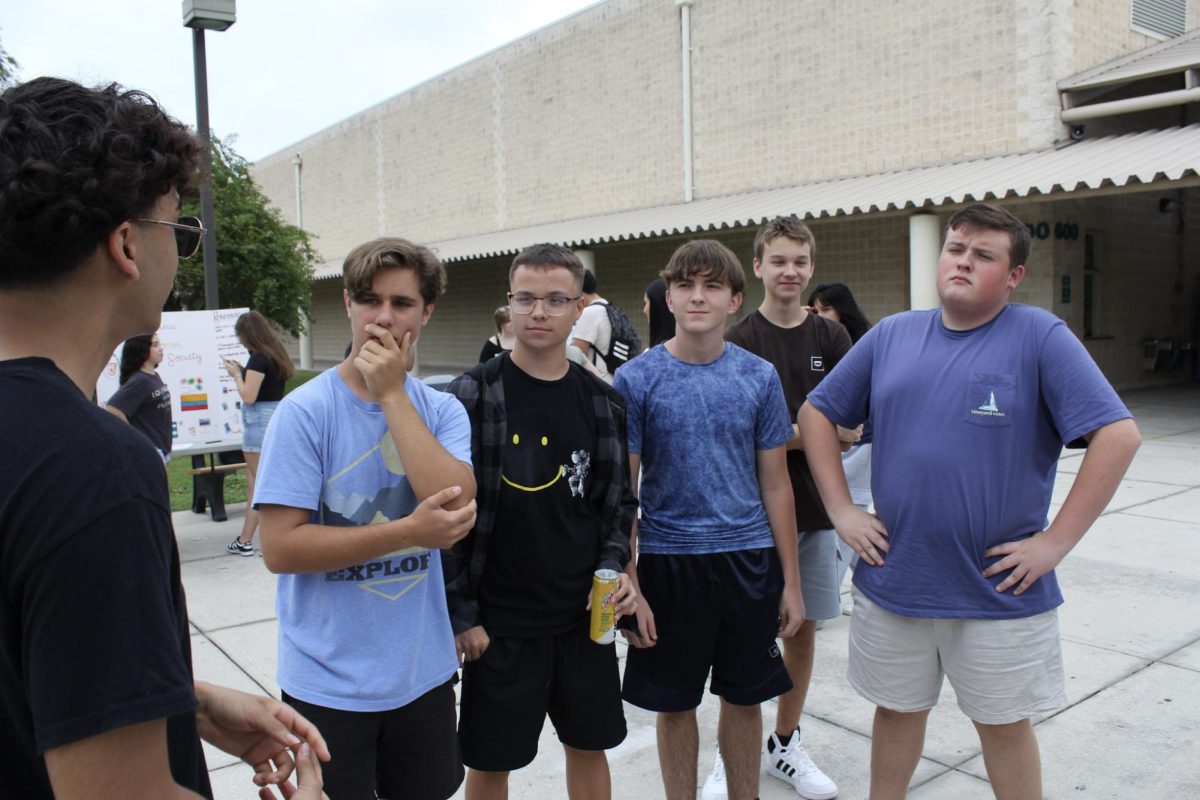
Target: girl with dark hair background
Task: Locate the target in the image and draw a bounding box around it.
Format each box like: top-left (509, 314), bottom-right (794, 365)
top-left (106, 333), bottom-right (172, 463)
top-left (223, 310), bottom-right (295, 556)
top-left (643, 277), bottom-right (673, 347)
top-left (807, 282), bottom-right (871, 344)
top-left (807, 282), bottom-right (874, 591)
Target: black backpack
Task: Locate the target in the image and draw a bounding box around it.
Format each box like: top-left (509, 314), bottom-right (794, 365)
top-left (589, 300), bottom-right (643, 374)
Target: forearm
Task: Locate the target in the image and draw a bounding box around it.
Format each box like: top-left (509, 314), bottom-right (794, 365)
top-left (623, 520), bottom-right (642, 587)
top-left (1046, 418), bottom-right (1141, 549)
top-left (379, 393), bottom-right (476, 508)
top-left (260, 513), bottom-right (418, 574)
top-left (797, 402), bottom-right (855, 520)
top-left (762, 480), bottom-right (801, 585)
top-left (442, 539), bottom-right (480, 633)
top-left (231, 370), bottom-right (262, 405)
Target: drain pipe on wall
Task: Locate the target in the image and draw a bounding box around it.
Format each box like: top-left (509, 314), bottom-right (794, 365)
top-left (677, 0), bottom-right (695, 203)
top-left (293, 153), bottom-right (313, 370)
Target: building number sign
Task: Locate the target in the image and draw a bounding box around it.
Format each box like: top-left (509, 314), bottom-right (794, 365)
top-left (1026, 222), bottom-right (1080, 241)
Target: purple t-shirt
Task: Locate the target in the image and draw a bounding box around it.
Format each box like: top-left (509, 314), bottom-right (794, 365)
top-left (807, 304), bottom-right (1130, 619)
top-left (614, 343), bottom-right (793, 554)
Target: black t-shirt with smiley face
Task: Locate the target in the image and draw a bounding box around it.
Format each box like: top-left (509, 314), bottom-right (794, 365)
top-left (479, 357), bottom-right (600, 636)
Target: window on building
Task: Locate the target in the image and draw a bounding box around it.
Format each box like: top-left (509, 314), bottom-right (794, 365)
top-left (1083, 233), bottom-right (1102, 339)
top-left (1131, 0), bottom-right (1188, 39)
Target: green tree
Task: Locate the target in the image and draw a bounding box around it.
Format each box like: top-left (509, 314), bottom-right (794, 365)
top-left (172, 137), bottom-right (317, 336)
top-left (0, 31), bottom-right (19, 89)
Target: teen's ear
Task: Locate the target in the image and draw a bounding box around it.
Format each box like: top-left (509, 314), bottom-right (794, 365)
top-left (729, 291), bottom-right (744, 314)
top-left (1006, 264), bottom-right (1026, 292)
top-left (421, 302), bottom-right (435, 325)
top-left (344, 289), bottom-right (352, 317)
top-left (752, 258), bottom-right (762, 279)
top-left (105, 221), bottom-right (141, 280)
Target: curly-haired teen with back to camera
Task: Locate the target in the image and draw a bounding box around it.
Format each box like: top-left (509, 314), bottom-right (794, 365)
top-left (0, 76), bottom-right (328, 800)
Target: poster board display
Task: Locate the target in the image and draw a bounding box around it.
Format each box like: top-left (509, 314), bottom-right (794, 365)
top-left (97, 308), bottom-right (250, 447)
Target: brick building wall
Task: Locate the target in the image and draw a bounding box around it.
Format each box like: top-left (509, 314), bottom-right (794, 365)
top-left (253, 0), bottom-right (1198, 388)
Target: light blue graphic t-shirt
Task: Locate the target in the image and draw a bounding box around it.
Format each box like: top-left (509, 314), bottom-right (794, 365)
top-left (255, 368), bottom-right (471, 711)
top-left (614, 343), bottom-right (793, 554)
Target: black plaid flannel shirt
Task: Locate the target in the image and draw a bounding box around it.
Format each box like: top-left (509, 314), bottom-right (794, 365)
top-left (442, 355), bottom-right (636, 635)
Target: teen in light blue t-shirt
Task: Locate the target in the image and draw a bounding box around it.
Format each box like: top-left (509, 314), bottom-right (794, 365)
top-left (256, 367), bottom-right (470, 709)
top-left (255, 240), bottom-right (477, 800)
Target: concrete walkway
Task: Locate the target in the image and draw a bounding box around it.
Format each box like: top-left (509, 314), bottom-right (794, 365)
top-left (178, 385), bottom-right (1200, 799)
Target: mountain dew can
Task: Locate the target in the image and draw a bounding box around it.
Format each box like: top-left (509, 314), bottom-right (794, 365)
top-left (589, 569), bottom-right (620, 644)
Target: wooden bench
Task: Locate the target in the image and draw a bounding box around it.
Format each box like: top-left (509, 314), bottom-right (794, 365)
top-left (188, 461), bottom-right (246, 522)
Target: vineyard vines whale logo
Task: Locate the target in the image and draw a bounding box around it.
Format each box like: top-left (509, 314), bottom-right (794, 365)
top-left (971, 391), bottom-right (1006, 418)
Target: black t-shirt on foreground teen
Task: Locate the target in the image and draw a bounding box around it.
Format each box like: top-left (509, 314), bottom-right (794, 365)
top-left (479, 357), bottom-right (600, 636)
top-left (245, 350), bottom-right (286, 402)
top-left (0, 358), bottom-right (210, 799)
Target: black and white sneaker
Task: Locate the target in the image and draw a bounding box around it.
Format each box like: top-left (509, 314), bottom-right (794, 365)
top-left (765, 729), bottom-right (837, 799)
top-left (226, 537), bottom-right (254, 557)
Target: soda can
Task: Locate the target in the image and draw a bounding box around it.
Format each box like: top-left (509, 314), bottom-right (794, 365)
top-left (589, 569), bottom-right (620, 644)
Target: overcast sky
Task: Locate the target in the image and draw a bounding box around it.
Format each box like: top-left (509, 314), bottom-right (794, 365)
top-left (3, 0), bottom-right (600, 162)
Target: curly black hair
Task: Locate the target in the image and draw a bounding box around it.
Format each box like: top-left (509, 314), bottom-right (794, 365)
top-left (0, 77), bottom-right (202, 290)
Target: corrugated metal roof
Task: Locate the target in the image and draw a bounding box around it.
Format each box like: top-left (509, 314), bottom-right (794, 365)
top-left (1059, 27), bottom-right (1200, 91)
top-left (398, 125), bottom-right (1200, 265)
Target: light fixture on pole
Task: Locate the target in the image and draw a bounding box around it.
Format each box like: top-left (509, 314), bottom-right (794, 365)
top-left (182, 0), bottom-right (236, 310)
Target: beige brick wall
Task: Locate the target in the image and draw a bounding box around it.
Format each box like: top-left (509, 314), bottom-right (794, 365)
top-left (254, 0), bottom-right (1168, 271)
top-left (690, 0), bottom-right (1033, 195)
top-left (1068, 0), bottom-right (1200, 74)
top-left (255, 0), bottom-right (682, 269)
top-left (249, 0), bottom-right (1198, 389)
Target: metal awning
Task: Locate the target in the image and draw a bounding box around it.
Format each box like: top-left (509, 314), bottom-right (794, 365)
top-left (1059, 28), bottom-right (1200, 91)
top-left (401, 125), bottom-right (1200, 265)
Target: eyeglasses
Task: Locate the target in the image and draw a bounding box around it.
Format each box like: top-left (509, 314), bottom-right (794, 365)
top-left (507, 292), bottom-right (579, 316)
top-left (132, 215), bottom-right (206, 259)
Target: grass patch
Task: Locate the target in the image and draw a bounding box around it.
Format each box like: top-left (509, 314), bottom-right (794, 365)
top-left (167, 368), bottom-right (320, 512)
top-left (286, 368), bottom-right (321, 394)
top-left (167, 455), bottom-right (248, 512)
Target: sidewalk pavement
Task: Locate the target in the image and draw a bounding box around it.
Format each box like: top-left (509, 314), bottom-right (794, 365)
top-left (177, 385), bottom-right (1200, 799)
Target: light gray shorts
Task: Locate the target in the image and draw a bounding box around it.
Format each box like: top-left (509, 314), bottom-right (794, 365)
top-left (797, 528), bottom-right (842, 621)
top-left (847, 588), bottom-right (1067, 724)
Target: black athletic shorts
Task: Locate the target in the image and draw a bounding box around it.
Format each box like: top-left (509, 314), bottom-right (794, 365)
top-left (282, 679), bottom-right (463, 800)
top-left (622, 547), bottom-right (792, 712)
top-left (458, 620), bottom-right (627, 771)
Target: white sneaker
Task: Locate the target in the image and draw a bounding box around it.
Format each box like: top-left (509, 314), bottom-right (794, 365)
top-left (764, 729), bottom-right (837, 799)
top-left (700, 745), bottom-right (727, 800)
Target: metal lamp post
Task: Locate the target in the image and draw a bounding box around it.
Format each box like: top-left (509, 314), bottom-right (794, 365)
top-left (182, 0), bottom-right (236, 310)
